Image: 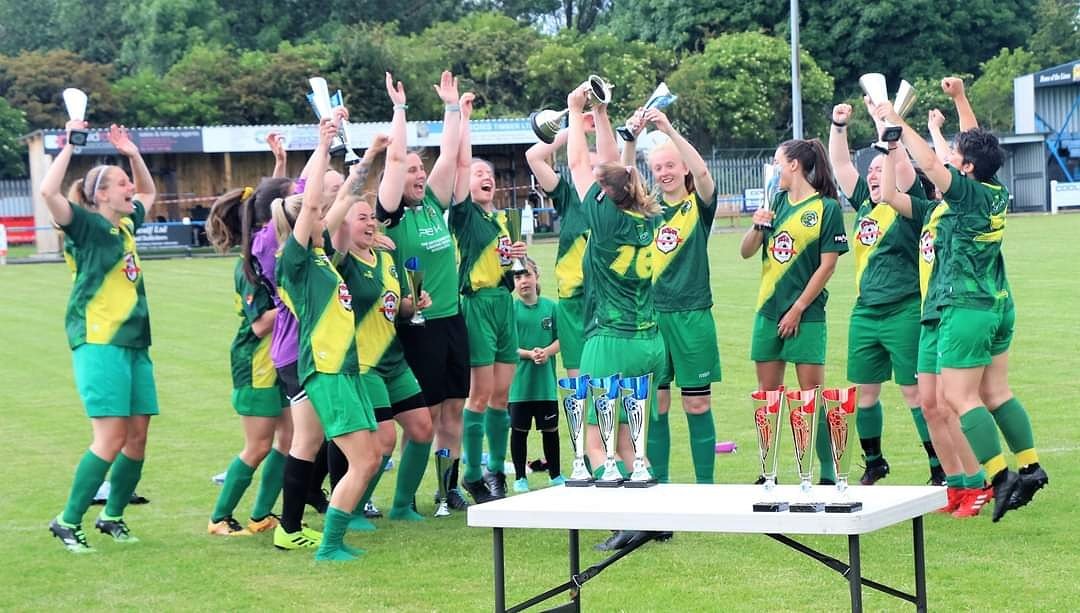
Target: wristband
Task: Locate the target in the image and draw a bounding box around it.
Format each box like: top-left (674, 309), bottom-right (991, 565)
top-left (394, 104), bottom-right (408, 111)
top-left (831, 119), bottom-right (847, 128)
top-left (445, 103), bottom-right (460, 112)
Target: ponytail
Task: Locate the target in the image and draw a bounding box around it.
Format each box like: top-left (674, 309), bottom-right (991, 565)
top-left (67, 165), bottom-right (112, 209)
top-left (594, 163), bottom-right (662, 217)
top-left (779, 138), bottom-right (838, 201)
top-left (240, 176), bottom-right (293, 284)
top-left (270, 195), bottom-right (303, 247)
top-left (207, 187), bottom-right (247, 255)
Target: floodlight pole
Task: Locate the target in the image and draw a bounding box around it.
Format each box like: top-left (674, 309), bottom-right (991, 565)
top-left (790, 0), bottom-right (803, 140)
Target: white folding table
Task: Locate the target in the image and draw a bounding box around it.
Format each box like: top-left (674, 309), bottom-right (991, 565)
top-left (468, 483), bottom-right (946, 613)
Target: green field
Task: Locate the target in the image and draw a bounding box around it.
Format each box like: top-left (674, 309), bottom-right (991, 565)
top-left (1, 214), bottom-right (1076, 612)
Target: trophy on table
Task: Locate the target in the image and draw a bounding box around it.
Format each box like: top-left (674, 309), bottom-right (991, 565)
top-left (62, 88), bottom-right (89, 147)
top-left (822, 386), bottom-right (862, 513)
top-left (786, 386), bottom-right (825, 513)
top-left (503, 208), bottom-right (527, 273)
top-left (617, 82), bottom-right (678, 142)
top-left (751, 387), bottom-right (788, 512)
top-left (619, 373), bottom-right (657, 488)
top-left (529, 75), bottom-right (615, 144)
top-left (590, 373), bottom-right (624, 487)
top-left (308, 77), bottom-right (361, 166)
top-left (858, 73), bottom-right (917, 150)
top-left (558, 375), bottom-right (594, 487)
top-left (403, 256), bottom-right (425, 326)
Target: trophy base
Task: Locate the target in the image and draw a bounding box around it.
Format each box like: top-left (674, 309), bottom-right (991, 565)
top-left (615, 126), bottom-right (635, 142)
top-left (623, 478), bottom-right (657, 488)
top-left (329, 144), bottom-right (347, 156)
top-left (789, 502), bottom-right (826, 513)
top-left (752, 502), bottom-right (789, 513)
top-left (594, 478), bottom-right (624, 488)
top-left (881, 124), bottom-right (902, 142)
top-left (343, 154), bottom-right (361, 167)
top-left (564, 478), bottom-right (594, 488)
top-left (69, 130), bottom-right (88, 147)
top-left (825, 502), bottom-right (863, 513)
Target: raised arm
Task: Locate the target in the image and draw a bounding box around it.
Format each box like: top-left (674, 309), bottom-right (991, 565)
top-left (593, 103), bottom-right (619, 165)
top-left (942, 77), bottom-right (977, 132)
top-left (378, 73), bottom-right (409, 213)
top-left (645, 108), bottom-right (715, 201)
top-left (525, 129), bottom-right (568, 193)
top-left (828, 104), bottom-right (859, 197)
top-left (881, 144), bottom-right (914, 219)
top-left (268, 132), bottom-right (287, 178)
top-left (620, 108), bottom-right (644, 167)
top-left (107, 124), bottom-right (156, 211)
top-left (875, 102), bottom-right (952, 195)
top-left (927, 109), bottom-right (951, 166)
top-left (293, 118), bottom-right (335, 245)
top-left (452, 92), bottom-right (475, 204)
top-left (566, 85), bottom-right (594, 200)
top-left (39, 119), bottom-right (82, 226)
top-left (325, 130), bottom-right (387, 235)
top-left (426, 70), bottom-right (462, 206)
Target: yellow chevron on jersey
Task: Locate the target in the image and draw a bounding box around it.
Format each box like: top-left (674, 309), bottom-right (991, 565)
top-left (853, 203), bottom-right (899, 298)
top-left (85, 218), bottom-right (141, 344)
top-left (251, 335), bottom-right (276, 388)
top-left (755, 196), bottom-right (825, 311)
top-left (555, 233), bottom-right (587, 298)
top-left (651, 194), bottom-right (699, 281)
top-left (467, 211), bottom-right (512, 291)
top-left (308, 248), bottom-right (355, 375)
top-left (355, 254), bottom-right (401, 372)
top-left (919, 203), bottom-right (949, 304)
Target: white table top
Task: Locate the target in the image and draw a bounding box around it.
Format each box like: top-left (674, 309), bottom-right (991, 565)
top-left (467, 484), bottom-right (946, 535)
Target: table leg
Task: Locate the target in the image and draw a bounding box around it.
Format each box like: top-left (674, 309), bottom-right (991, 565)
top-left (569, 529), bottom-right (581, 612)
top-left (494, 527), bottom-right (505, 613)
top-left (848, 534), bottom-right (862, 613)
top-left (913, 517), bottom-right (927, 613)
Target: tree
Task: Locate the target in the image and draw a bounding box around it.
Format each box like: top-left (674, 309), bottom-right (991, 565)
top-left (0, 97), bottom-right (28, 178)
top-left (970, 48), bottom-right (1040, 133)
top-left (1029, 0), bottom-right (1080, 68)
top-left (0, 0), bottom-right (58, 57)
top-left (603, 0), bottom-right (785, 52)
top-left (118, 0), bottom-right (230, 74)
top-left (0, 50), bottom-right (118, 129)
top-left (665, 32), bottom-right (833, 148)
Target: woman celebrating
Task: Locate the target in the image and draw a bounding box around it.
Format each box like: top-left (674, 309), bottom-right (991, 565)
top-left (739, 138), bottom-right (849, 484)
top-left (42, 122), bottom-right (158, 552)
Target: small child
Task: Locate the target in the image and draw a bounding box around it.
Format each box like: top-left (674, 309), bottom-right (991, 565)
top-left (509, 258), bottom-right (563, 492)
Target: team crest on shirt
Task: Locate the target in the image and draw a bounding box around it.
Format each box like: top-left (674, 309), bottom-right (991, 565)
top-left (338, 282), bottom-right (353, 311)
top-left (637, 225), bottom-right (650, 243)
top-left (770, 231), bottom-right (797, 264)
top-left (800, 210), bottom-right (819, 228)
top-left (380, 291), bottom-right (398, 321)
top-left (919, 230), bottom-right (935, 263)
top-left (541, 316), bottom-right (553, 330)
top-left (857, 217), bottom-right (881, 246)
top-left (655, 225), bottom-right (681, 254)
top-left (122, 252), bottom-right (140, 282)
top-left (245, 293), bottom-right (254, 305)
top-left (496, 235), bottom-right (513, 266)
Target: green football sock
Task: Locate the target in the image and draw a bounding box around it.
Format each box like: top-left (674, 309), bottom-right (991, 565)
top-left (945, 474), bottom-right (964, 488)
top-left (816, 406), bottom-right (836, 482)
top-left (316, 506), bottom-right (359, 561)
top-left (391, 440), bottom-right (431, 514)
top-left (250, 449), bottom-right (285, 520)
top-left (354, 455), bottom-right (390, 513)
top-left (856, 401), bottom-right (884, 461)
top-left (991, 397), bottom-right (1036, 455)
top-left (909, 407), bottom-right (940, 468)
top-left (211, 456), bottom-right (255, 523)
top-left (646, 412), bottom-right (670, 483)
top-left (963, 469), bottom-right (987, 489)
top-left (484, 407), bottom-right (511, 474)
top-left (463, 410), bottom-right (485, 482)
top-left (616, 460), bottom-right (629, 479)
top-left (960, 407), bottom-right (1006, 478)
top-left (686, 411), bottom-right (716, 484)
top-left (61, 450), bottom-right (112, 525)
top-left (104, 453), bottom-right (144, 519)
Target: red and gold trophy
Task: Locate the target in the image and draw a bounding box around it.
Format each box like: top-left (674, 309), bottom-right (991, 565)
top-left (822, 386), bottom-right (863, 513)
top-left (751, 387), bottom-right (788, 512)
top-left (786, 387), bottom-right (825, 513)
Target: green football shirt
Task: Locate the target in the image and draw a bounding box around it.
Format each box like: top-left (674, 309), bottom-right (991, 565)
top-left (580, 183), bottom-right (660, 339)
top-left (448, 196), bottom-right (514, 294)
top-left (651, 191), bottom-right (716, 312)
top-left (848, 176), bottom-right (921, 307)
top-left (509, 296), bottom-right (559, 403)
top-left (940, 167), bottom-right (1010, 308)
top-left (911, 197), bottom-right (951, 323)
top-left (756, 192), bottom-right (849, 322)
top-left (338, 249), bottom-right (409, 379)
top-left (377, 186), bottom-right (459, 319)
top-left (230, 258), bottom-right (277, 390)
top-left (549, 176), bottom-right (588, 300)
top-left (276, 235), bottom-right (359, 384)
top-left (60, 200), bottom-right (150, 349)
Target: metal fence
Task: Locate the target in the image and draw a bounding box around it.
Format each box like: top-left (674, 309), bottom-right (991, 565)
top-left (0, 179), bottom-right (32, 216)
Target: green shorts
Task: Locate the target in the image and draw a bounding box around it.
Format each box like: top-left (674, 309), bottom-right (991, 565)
top-left (749, 314), bottom-right (827, 365)
top-left (462, 288), bottom-right (519, 367)
top-left (917, 321), bottom-right (940, 375)
top-left (305, 372), bottom-right (377, 438)
top-left (939, 303), bottom-right (1014, 369)
top-left (580, 334), bottom-right (665, 425)
top-left (657, 309), bottom-right (722, 388)
top-left (557, 295), bottom-right (586, 370)
top-left (72, 344), bottom-right (160, 418)
top-left (845, 298), bottom-right (920, 385)
top-left (232, 385), bottom-right (288, 418)
top-left (360, 368), bottom-right (423, 411)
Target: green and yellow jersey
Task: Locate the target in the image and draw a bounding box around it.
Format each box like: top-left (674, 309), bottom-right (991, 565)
top-left (276, 235), bottom-right (359, 385)
top-left (376, 186), bottom-right (459, 319)
top-left (756, 192), bottom-right (849, 321)
top-left (510, 296), bottom-right (559, 403)
top-left (651, 191), bottom-right (716, 312)
top-left (581, 184), bottom-right (660, 339)
top-left (60, 200), bottom-right (150, 349)
top-left (230, 258), bottom-right (277, 390)
top-left (940, 167), bottom-right (1010, 308)
top-left (848, 176), bottom-right (921, 307)
top-left (337, 249), bottom-right (411, 379)
top-left (447, 196), bottom-right (513, 295)
top-left (910, 197), bottom-right (951, 323)
top-left (549, 176), bottom-right (588, 300)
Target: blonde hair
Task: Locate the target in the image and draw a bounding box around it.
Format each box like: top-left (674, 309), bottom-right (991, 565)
top-left (67, 165), bottom-right (116, 209)
top-left (270, 194), bottom-right (304, 246)
top-left (595, 163), bottom-right (661, 217)
top-left (647, 141), bottom-right (695, 196)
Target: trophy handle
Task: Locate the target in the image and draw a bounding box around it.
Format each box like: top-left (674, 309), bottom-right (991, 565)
top-left (586, 75), bottom-right (614, 106)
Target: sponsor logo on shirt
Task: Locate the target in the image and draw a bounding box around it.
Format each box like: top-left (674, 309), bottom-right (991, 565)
top-left (655, 225), bottom-right (681, 254)
top-left (380, 291), bottom-right (398, 321)
top-left (123, 252), bottom-right (140, 282)
top-left (541, 316), bottom-right (553, 330)
top-left (770, 231), bottom-right (797, 264)
top-left (800, 210), bottom-right (819, 228)
top-left (920, 229), bottom-right (935, 263)
top-left (857, 217), bottom-right (880, 246)
top-left (338, 282), bottom-right (353, 311)
top-left (833, 234), bottom-right (848, 244)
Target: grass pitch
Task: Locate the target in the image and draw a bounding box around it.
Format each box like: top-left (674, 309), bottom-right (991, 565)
top-left (0, 213), bottom-right (1076, 611)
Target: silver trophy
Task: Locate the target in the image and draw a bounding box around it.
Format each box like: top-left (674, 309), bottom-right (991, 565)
top-left (558, 375), bottom-right (593, 486)
top-left (503, 208), bottom-right (527, 273)
top-left (755, 162), bottom-right (781, 231)
top-left (859, 73), bottom-right (917, 146)
top-left (617, 82), bottom-right (678, 142)
top-left (307, 77), bottom-right (352, 160)
top-left (403, 256), bottom-right (425, 326)
top-left (619, 373), bottom-right (656, 487)
top-left (590, 373), bottom-right (624, 487)
top-left (528, 75), bottom-right (615, 144)
top-left (62, 88), bottom-right (89, 146)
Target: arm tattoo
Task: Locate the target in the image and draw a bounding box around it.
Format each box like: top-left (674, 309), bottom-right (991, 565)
top-left (348, 163), bottom-right (371, 196)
